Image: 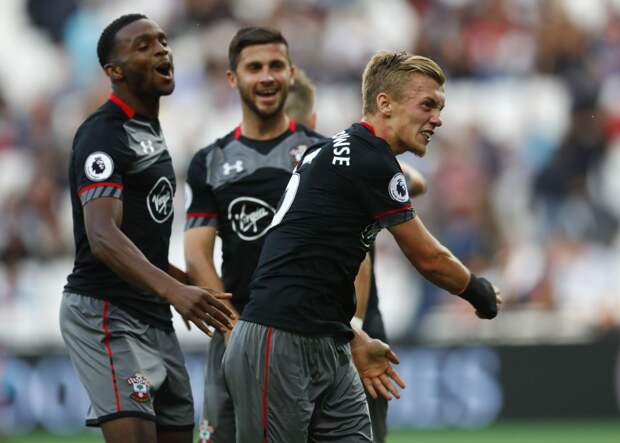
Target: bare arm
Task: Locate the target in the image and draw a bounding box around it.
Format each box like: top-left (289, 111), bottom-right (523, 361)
top-left (389, 217), bottom-right (500, 318)
top-left (352, 252), bottom-right (372, 326)
top-left (184, 226), bottom-right (225, 292)
top-left (84, 197), bottom-right (233, 335)
top-left (185, 226), bottom-right (239, 341)
top-left (389, 217), bottom-right (469, 293)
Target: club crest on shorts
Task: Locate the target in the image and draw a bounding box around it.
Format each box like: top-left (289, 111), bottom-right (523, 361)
top-left (127, 373), bottom-right (152, 403)
top-left (388, 172), bottom-right (409, 203)
top-left (84, 151), bottom-right (114, 181)
top-left (198, 419), bottom-right (213, 443)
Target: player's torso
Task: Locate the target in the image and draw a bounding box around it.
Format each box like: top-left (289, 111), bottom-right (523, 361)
top-left (69, 112), bottom-right (175, 290)
top-left (204, 127), bottom-right (323, 304)
top-left (115, 118), bottom-right (176, 253)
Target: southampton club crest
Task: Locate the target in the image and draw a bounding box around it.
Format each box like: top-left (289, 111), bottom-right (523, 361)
top-left (388, 172), bottom-right (409, 203)
top-left (198, 419), bottom-right (214, 443)
top-left (127, 373), bottom-right (152, 403)
top-left (84, 151), bottom-right (114, 182)
top-left (289, 144), bottom-right (308, 167)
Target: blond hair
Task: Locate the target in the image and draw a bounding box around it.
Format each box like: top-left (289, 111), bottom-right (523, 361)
top-left (362, 51), bottom-right (445, 114)
top-left (285, 67), bottom-right (316, 126)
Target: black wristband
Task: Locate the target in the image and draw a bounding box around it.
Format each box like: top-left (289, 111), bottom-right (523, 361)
top-left (457, 274), bottom-right (498, 319)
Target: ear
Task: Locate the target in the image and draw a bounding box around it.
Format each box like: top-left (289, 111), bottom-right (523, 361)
top-left (376, 92), bottom-right (392, 116)
top-left (104, 63), bottom-right (124, 81)
top-left (226, 70), bottom-right (237, 89)
top-left (289, 64), bottom-right (297, 86)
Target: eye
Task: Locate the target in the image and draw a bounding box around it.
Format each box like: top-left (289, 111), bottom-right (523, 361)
top-left (271, 60), bottom-right (286, 70)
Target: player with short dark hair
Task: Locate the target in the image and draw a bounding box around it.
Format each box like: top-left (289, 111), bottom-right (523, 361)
top-left (184, 27), bottom-right (325, 443)
top-left (224, 50), bottom-right (501, 442)
top-left (60, 14), bottom-right (233, 443)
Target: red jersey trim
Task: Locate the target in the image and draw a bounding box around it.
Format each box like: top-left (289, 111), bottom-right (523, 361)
top-left (186, 212), bottom-right (218, 219)
top-left (359, 121), bottom-right (375, 135)
top-left (262, 327), bottom-right (273, 442)
top-left (78, 182), bottom-right (123, 196)
top-left (109, 94), bottom-right (135, 119)
top-left (102, 301), bottom-right (122, 412)
top-left (233, 126), bottom-right (242, 140)
top-left (288, 118), bottom-right (297, 132)
top-left (373, 203), bottom-right (412, 220)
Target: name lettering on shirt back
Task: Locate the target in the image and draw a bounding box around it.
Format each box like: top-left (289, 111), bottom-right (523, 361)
top-left (331, 130), bottom-right (351, 166)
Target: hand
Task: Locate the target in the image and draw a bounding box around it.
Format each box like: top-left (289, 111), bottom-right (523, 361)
top-left (476, 284), bottom-right (502, 319)
top-left (351, 337), bottom-right (405, 401)
top-left (167, 285), bottom-right (235, 337)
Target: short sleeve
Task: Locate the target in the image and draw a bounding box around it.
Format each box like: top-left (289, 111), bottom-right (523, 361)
top-left (184, 150), bottom-right (218, 230)
top-left (352, 141), bottom-right (415, 228)
top-left (74, 124), bottom-right (133, 206)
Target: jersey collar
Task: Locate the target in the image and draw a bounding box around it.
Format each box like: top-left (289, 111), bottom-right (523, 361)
top-left (234, 118), bottom-right (297, 140)
top-left (109, 93), bottom-right (136, 119)
top-left (359, 121), bottom-right (375, 136)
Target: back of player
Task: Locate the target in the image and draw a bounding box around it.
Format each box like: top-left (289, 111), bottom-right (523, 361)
top-left (285, 67), bottom-right (426, 443)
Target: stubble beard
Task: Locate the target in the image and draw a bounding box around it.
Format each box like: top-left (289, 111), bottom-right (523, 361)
top-left (239, 86), bottom-right (287, 120)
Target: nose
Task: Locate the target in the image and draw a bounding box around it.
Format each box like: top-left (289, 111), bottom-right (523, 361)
top-left (259, 67), bottom-right (275, 84)
top-left (155, 40), bottom-right (170, 57)
top-left (430, 111), bottom-right (442, 128)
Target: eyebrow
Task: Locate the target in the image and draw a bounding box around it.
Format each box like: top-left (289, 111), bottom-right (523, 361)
top-left (424, 97), bottom-right (445, 110)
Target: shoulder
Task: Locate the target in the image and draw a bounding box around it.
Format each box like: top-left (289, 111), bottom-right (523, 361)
top-left (75, 107), bottom-right (126, 144)
top-left (295, 122), bottom-right (328, 143)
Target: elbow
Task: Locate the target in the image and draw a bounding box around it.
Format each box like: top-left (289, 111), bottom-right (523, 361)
top-left (413, 246), bottom-right (451, 276)
top-left (87, 226), bottom-right (112, 261)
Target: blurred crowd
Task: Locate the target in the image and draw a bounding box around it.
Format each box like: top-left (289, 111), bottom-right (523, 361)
top-left (1, 0), bottom-right (620, 346)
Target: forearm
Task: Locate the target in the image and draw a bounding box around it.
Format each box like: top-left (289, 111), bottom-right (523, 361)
top-left (353, 253), bottom-right (371, 322)
top-left (415, 245), bottom-right (470, 295)
top-left (89, 224), bottom-right (180, 302)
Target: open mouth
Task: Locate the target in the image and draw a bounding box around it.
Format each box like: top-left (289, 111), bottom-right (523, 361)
top-left (420, 130), bottom-right (433, 142)
top-left (256, 88), bottom-right (279, 98)
top-left (155, 61), bottom-right (173, 80)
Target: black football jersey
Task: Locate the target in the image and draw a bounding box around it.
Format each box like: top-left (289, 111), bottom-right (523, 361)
top-left (184, 120), bottom-right (325, 313)
top-left (242, 122), bottom-right (415, 340)
top-left (64, 94), bottom-right (176, 331)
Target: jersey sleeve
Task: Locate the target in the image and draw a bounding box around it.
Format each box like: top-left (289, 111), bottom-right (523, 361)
top-left (74, 123), bottom-right (134, 206)
top-left (184, 149), bottom-right (218, 230)
top-left (352, 140), bottom-right (415, 228)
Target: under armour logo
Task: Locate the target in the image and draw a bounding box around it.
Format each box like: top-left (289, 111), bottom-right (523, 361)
top-left (222, 160), bottom-right (244, 175)
top-left (140, 140), bottom-right (155, 154)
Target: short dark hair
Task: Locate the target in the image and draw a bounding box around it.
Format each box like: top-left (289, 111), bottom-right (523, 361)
top-left (97, 13), bottom-right (147, 68)
top-left (228, 26), bottom-right (289, 71)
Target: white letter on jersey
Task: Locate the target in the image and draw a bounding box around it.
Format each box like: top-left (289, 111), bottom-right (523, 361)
top-left (270, 173), bottom-right (300, 228)
top-left (302, 148), bottom-right (321, 165)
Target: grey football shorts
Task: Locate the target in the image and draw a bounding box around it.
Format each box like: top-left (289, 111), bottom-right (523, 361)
top-left (223, 320), bottom-right (372, 443)
top-left (198, 330), bottom-right (235, 443)
top-left (59, 292), bottom-right (194, 430)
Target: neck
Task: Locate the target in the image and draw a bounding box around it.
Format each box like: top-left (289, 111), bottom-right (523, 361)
top-left (240, 107), bottom-right (289, 140)
top-left (112, 86), bottom-right (159, 120)
top-left (362, 113), bottom-right (404, 155)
